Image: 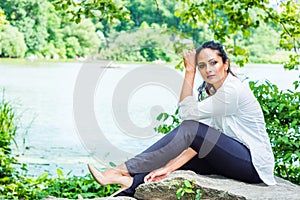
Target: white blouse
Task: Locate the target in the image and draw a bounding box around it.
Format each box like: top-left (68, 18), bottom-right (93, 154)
top-left (178, 73), bottom-right (276, 185)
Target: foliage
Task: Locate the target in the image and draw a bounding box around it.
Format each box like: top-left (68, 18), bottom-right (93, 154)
top-left (272, 0), bottom-right (300, 70)
top-left (175, 0), bottom-right (299, 69)
top-left (240, 22), bottom-right (280, 58)
top-left (51, 0), bottom-right (130, 24)
top-left (100, 26), bottom-right (176, 62)
top-left (249, 79), bottom-right (300, 185)
top-left (0, 8), bottom-right (7, 25)
top-left (0, 93), bottom-right (18, 181)
top-left (121, 0), bottom-right (179, 29)
top-left (63, 19), bottom-right (101, 58)
top-left (169, 179), bottom-right (202, 199)
top-left (0, 0), bottom-right (103, 59)
top-left (1, 170), bottom-right (121, 199)
top-left (1, 0), bottom-right (49, 54)
top-left (42, 2), bottom-right (66, 59)
top-left (155, 109), bottom-right (180, 134)
top-left (0, 24), bottom-right (27, 58)
top-left (1, 0), bottom-right (298, 65)
top-left (35, 169), bottom-right (120, 199)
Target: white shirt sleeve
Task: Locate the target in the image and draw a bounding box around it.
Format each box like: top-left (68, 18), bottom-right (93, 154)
top-left (178, 78), bottom-right (239, 120)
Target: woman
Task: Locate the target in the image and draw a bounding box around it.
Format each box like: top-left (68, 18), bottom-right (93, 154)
top-left (88, 41), bottom-right (276, 197)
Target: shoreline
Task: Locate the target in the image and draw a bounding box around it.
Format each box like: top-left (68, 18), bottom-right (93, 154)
top-left (0, 57), bottom-right (289, 66)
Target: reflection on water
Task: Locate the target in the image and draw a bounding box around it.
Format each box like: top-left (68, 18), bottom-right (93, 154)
top-left (0, 61), bottom-right (299, 177)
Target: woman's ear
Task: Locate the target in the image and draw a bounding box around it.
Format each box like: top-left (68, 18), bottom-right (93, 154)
top-left (225, 59), bottom-right (230, 71)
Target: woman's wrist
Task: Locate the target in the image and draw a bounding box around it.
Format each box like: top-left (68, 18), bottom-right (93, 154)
top-left (184, 71), bottom-right (195, 87)
top-left (163, 166), bottom-right (172, 175)
top-left (185, 68), bottom-right (196, 75)
top-left (164, 163), bottom-right (176, 173)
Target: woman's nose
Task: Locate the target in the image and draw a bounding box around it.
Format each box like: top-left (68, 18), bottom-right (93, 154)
top-left (206, 64), bottom-right (213, 73)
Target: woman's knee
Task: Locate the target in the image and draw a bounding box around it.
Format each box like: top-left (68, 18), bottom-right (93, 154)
top-left (180, 120), bottom-right (200, 128)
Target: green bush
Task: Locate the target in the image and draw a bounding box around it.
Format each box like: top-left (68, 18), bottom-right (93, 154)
top-left (40, 169), bottom-right (120, 199)
top-left (0, 24), bottom-right (27, 58)
top-left (249, 79), bottom-right (300, 185)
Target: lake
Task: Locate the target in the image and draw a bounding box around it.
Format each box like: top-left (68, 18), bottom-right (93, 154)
top-left (0, 60), bottom-right (299, 177)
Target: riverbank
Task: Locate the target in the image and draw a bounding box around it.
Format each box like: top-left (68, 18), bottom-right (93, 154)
top-left (0, 50), bottom-right (291, 66)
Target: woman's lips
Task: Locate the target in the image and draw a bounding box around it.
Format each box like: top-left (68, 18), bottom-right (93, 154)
top-left (207, 75), bottom-right (215, 79)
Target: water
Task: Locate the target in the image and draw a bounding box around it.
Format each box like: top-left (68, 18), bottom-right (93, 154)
top-left (0, 61), bottom-right (299, 177)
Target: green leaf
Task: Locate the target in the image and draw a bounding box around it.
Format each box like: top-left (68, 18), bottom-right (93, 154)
top-left (196, 189), bottom-right (202, 200)
top-left (157, 113), bottom-right (164, 121)
top-left (57, 168), bottom-right (64, 178)
top-left (163, 113), bottom-right (169, 121)
top-left (185, 188), bottom-right (195, 193)
top-left (175, 60), bottom-right (184, 71)
top-left (184, 179), bottom-right (192, 188)
top-left (176, 188), bottom-right (183, 199)
top-left (109, 162), bottom-right (116, 167)
top-left (36, 172), bottom-right (48, 183)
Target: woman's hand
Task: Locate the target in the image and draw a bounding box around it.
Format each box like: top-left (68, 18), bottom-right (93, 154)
top-left (144, 167), bottom-right (171, 183)
top-left (183, 49), bottom-right (197, 74)
top-left (144, 148), bottom-right (197, 183)
top-left (180, 50), bottom-right (197, 101)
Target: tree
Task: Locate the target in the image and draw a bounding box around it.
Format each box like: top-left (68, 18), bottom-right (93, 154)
top-left (51, 0), bottom-right (130, 24)
top-left (43, 2), bottom-right (66, 59)
top-left (100, 27), bottom-right (176, 62)
top-left (0, 24), bottom-right (27, 58)
top-left (174, 0), bottom-right (299, 69)
top-left (1, 0), bottom-right (49, 55)
top-left (242, 22), bottom-right (280, 58)
top-left (63, 19), bottom-right (101, 58)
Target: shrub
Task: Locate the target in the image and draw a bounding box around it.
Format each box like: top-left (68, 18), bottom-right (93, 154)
top-left (249, 79), bottom-right (300, 185)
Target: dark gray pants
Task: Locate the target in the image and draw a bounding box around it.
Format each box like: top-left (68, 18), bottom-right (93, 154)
top-left (118, 120), bottom-right (261, 196)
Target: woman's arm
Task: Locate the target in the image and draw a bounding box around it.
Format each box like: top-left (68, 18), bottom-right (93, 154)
top-left (144, 148), bottom-right (197, 182)
top-left (179, 50), bottom-right (197, 102)
top-left (179, 74), bottom-right (239, 120)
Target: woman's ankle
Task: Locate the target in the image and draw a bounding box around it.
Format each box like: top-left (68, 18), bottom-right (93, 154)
top-left (100, 163), bottom-right (131, 178)
top-left (115, 163), bottom-right (131, 177)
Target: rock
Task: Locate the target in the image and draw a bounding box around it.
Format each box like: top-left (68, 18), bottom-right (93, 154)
top-left (134, 170), bottom-right (300, 200)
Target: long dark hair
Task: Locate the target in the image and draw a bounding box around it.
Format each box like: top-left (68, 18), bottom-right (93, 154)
top-left (195, 41), bottom-right (235, 101)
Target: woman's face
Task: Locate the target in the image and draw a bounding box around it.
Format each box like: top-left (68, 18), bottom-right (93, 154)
top-left (196, 48), bottom-right (229, 90)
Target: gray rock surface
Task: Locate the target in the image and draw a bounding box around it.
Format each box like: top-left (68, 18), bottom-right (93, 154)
top-left (43, 170), bottom-right (300, 200)
top-left (134, 170), bottom-right (300, 200)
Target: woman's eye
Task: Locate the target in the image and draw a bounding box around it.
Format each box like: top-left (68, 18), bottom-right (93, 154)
top-left (210, 61), bottom-right (217, 65)
top-left (198, 64), bottom-right (205, 69)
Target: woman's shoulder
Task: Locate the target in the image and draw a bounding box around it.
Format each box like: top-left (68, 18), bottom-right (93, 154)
top-left (223, 73), bottom-right (244, 90)
top-left (221, 74), bottom-right (254, 100)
